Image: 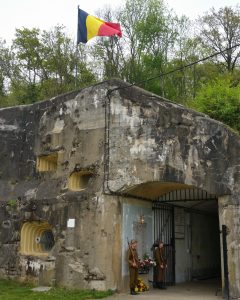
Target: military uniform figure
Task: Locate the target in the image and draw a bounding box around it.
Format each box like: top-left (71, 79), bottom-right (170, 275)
top-left (154, 241), bottom-right (167, 289)
top-left (128, 239), bottom-right (139, 295)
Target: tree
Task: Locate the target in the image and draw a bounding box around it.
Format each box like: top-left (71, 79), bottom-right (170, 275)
top-left (88, 7), bottom-right (125, 80)
top-left (0, 39), bottom-right (15, 106)
top-left (10, 28), bottom-right (45, 104)
top-left (89, 0), bottom-right (181, 88)
top-left (119, 0), bottom-right (148, 82)
top-left (40, 26), bottom-right (96, 97)
top-left (198, 5), bottom-right (240, 72)
top-left (13, 28), bottom-right (43, 84)
top-left (0, 39), bottom-right (7, 97)
top-left (5, 26), bottom-right (96, 106)
top-left (161, 18), bottom-right (198, 102)
top-left (120, 0), bottom-right (179, 86)
top-left (188, 75), bottom-right (240, 133)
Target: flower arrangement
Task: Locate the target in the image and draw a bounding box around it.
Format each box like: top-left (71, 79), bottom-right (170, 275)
top-left (135, 278), bottom-right (149, 292)
top-left (138, 254), bottom-right (156, 274)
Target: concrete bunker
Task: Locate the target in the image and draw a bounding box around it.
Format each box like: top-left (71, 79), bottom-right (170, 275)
top-left (0, 79), bottom-right (239, 298)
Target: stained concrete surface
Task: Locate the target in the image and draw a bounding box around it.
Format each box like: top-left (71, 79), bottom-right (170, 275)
top-left (1, 79), bottom-right (240, 294)
top-left (105, 279), bottom-right (222, 300)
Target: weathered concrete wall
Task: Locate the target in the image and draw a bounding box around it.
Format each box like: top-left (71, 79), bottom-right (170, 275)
top-left (0, 82), bottom-right (122, 290)
top-left (107, 84), bottom-right (240, 200)
top-left (219, 196), bottom-right (240, 299)
top-left (54, 194), bottom-right (122, 290)
top-left (105, 81), bottom-right (240, 297)
top-left (0, 79), bottom-right (240, 297)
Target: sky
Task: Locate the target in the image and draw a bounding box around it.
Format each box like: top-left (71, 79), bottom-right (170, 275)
top-left (0, 0), bottom-right (239, 45)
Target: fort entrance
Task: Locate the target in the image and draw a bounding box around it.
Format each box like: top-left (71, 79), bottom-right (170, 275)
top-left (121, 182), bottom-right (223, 295)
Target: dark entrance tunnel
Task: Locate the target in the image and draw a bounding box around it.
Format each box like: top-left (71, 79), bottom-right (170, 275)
top-left (123, 182), bottom-right (222, 289)
top-left (154, 187), bottom-right (221, 285)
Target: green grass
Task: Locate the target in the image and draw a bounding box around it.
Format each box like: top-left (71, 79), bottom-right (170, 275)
top-left (0, 279), bottom-right (114, 300)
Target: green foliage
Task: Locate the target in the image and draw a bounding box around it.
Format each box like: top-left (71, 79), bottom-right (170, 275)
top-left (188, 75), bottom-right (240, 133)
top-left (92, 0), bottom-right (180, 86)
top-left (9, 81), bottom-right (41, 105)
top-left (7, 199), bottom-right (17, 207)
top-left (0, 26), bottom-right (96, 107)
top-left (0, 95), bottom-right (11, 107)
top-left (0, 39), bottom-right (13, 98)
top-left (13, 28), bottom-right (42, 80)
top-left (0, 1), bottom-right (240, 135)
top-left (120, 0), bottom-right (178, 84)
top-left (198, 6), bottom-right (240, 72)
top-left (0, 279), bottom-right (113, 300)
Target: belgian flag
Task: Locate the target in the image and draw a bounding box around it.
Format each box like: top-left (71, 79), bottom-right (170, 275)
top-left (77, 8), bottom-right (122, 44)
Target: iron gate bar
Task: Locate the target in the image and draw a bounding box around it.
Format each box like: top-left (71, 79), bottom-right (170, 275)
top-left (153, 202), bottom-right (175, 285)
top-left (157, 198), bottom-right (217, 203)
top-left (108, 188), bottom-right (217, 205)
top-left (157, 188), bottom-right (217, 203)
top-left (154, 201), bottom-right (218, 217)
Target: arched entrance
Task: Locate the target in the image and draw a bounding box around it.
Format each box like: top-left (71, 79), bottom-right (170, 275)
top-left (103, 78), bottom-right (239, 297)
top-left (122, 181), bottom-right (222, 294)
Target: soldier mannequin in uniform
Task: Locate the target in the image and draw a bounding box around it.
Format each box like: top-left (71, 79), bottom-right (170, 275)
top-left (154, 241), bottom-right (167, 289)
top-left (128, 239), bottom-right (139, 295)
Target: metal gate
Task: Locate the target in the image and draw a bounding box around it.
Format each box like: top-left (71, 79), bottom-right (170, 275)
top-left (153, 202), bottom-right (175, 285)
top-left (222, 225), bottom-right (229, 300)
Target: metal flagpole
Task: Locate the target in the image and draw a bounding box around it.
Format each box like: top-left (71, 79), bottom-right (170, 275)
top-left (75, 5), bottom-right (80, 88)
top-left (75, 45), bottom-right (79, 88)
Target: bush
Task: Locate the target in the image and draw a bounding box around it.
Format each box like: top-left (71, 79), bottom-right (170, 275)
top-left (188, 75), bottom-right (240, 133)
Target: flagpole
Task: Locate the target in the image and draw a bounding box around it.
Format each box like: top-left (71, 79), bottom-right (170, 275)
top-left (75, 5), bottom-right (80, 88)
top-left (75, 44), bottom-right (78, 88)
